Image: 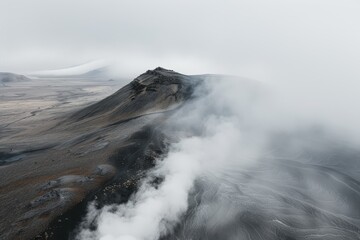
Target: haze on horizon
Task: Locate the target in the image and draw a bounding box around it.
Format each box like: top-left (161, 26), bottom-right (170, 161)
top-left (0, 0), bottom-right (360, 82)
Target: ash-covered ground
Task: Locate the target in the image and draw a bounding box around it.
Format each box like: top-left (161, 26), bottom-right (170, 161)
top-left (1, 68), bottom-right (360, 240)
top-left (0, 68), bottom-right (200, 239)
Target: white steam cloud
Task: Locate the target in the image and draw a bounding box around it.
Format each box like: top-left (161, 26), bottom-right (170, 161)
top-left (77, 73), bottom-right (360, 239)
top-left (78, 125), bottom-right (241, 240)
top-left (76, 77), bottom-right (263, 240)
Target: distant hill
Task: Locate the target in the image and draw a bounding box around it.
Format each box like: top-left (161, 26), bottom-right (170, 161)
top-left (0, 72), bottom-right (31, 86)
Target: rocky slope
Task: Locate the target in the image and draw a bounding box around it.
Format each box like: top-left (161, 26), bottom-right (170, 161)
top-left (0, 67), bottom-right (201, 240)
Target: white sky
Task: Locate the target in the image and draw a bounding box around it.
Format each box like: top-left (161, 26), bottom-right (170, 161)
top-left (0, 0), bottom-right (360, 81)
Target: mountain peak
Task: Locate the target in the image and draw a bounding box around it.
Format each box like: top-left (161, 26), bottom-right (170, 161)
top-left (143, 67), bottom-right (174, 76)
top-left (154, 67), bottom-right (173, 72)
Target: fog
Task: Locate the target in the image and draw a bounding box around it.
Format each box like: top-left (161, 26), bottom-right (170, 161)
top-left (1, 0), bottom-right (360, 82)
top-left (2, 1), bottom-right (360, 239)
top-left (76, 74), bottom-right (360, 239)
top-left (2, 0), bottom-right (360, 132)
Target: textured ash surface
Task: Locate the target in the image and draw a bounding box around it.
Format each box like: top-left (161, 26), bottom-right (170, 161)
top-left (0, 68), bottom-right (200, 240)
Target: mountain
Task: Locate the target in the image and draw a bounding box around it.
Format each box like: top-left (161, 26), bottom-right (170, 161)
top-left (0, 67), bottom-right (202, 240)
top-left (1, 67), bottom-right (359, 240)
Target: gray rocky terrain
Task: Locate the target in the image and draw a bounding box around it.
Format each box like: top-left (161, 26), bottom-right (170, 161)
top-left (1, 68), bottom-right (359, 240)
top-left (0, 67), bottom-right (201, 239)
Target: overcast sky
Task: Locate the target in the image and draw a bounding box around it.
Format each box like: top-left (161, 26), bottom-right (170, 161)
top-left (1, 0), bottom-right (360, 81)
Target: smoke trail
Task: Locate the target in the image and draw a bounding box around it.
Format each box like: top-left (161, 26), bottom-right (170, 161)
top-left (77, 115), bottom-right (252, 239)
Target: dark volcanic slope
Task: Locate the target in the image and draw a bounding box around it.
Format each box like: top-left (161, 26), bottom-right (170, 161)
top-left (0, 67), bottom-right (200, 240)
top-left (69, 67), bottom-right (196, 125)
